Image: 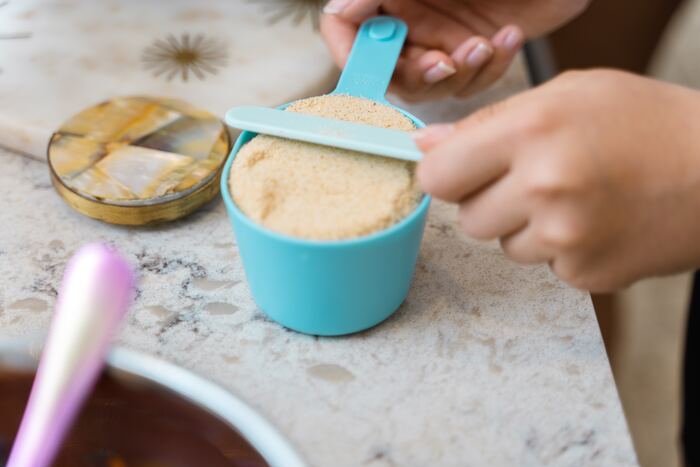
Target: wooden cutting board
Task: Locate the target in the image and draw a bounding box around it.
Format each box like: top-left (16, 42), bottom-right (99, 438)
top-left (0, 0), bottom-right (337, 160)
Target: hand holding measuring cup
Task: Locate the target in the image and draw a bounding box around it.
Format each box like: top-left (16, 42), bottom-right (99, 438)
top-left (321, 0), bottom-right (589, 101)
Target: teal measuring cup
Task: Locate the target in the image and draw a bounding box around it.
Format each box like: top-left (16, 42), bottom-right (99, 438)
top-left (220, 16), bottom-right (430, 336)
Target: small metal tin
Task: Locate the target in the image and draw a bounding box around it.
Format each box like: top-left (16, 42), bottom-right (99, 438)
top-left (48, 96), bottom-right (230, 225)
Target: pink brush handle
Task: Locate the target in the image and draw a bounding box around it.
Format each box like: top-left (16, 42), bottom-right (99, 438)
top-left (7, 244), bottom-right (134, 467)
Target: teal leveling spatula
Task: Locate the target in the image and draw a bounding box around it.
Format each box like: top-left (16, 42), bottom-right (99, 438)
top-left (224, 16), bottom-right (423, 163)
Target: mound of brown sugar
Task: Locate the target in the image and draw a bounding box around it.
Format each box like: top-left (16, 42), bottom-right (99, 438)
top-left (229, 94), bottom-right (421, 240)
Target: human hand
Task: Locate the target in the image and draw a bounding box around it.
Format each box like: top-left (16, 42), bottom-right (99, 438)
top-left (320, 0), bottom-right (588, 102)
top-left (414, 70), bottom-right (700, 291)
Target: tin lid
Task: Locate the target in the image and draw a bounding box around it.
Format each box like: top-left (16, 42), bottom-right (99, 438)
top-left (48, 96), bottom-right (230, 225)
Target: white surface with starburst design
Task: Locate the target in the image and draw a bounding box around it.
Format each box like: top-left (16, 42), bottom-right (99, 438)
top-left (0, 0), bottom-right (337, 159)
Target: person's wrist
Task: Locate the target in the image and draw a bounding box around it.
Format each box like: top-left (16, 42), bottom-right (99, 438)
top-left (645, 84), bottom-right (700, 275)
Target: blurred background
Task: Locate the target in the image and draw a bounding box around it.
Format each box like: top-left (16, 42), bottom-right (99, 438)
top-left (545, 1), bottom-right (699, 466)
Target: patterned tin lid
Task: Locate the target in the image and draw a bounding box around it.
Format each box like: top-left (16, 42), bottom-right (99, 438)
top-left (48, 96), bottom-right (230, 225)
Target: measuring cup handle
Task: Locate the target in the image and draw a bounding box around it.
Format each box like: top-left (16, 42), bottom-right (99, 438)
top-left (333, 16), bottom-right (408, 102)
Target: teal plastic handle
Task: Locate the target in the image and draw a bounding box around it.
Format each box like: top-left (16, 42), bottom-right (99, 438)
top-left (220, 15), bottom-right (431, 337)
top-left (333, 16), bottom-right (408, 102)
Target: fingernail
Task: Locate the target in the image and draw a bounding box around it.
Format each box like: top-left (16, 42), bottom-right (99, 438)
top-left (423, 61), bottom-right (456, 84)
top-left (466, 42), bottom-right (493, 67)
top-left (504, 28), bottom-right (523, 50)
top-left (494, 26), bottom-right (523, 50)
top-left (412, 124), bottom-right (455, 149)
top-left (323, 0), bottom-right (353, 14)
top-left (453, 40), bottom-right (493, 67)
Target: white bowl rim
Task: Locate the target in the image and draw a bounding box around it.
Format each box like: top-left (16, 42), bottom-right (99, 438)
top-left (107, 348), bottom-right (307, 467)
top-left (0, 340), bottom-right (307, 467)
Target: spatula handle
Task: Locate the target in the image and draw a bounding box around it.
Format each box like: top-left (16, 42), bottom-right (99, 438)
top-left (226, 106), bottom-right (422, 161)
top-left (7, 244), bottom-right (133, 467)
top-left (333, 16), bottom-right (407, 102)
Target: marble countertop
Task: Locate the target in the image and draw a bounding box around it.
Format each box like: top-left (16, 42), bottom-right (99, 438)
top-left (0, 63), bottom-right (638, 466)
top-left (0, 0), bottom-right (338, 159)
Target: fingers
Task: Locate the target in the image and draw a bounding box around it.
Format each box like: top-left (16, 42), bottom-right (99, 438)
top-left (381, 0), bottom-right (473, 52)
top-left (422, 0), bottom-right (498, 34)
top-left (500, 225), bottom-right (553, 264)
top-left (392, 37), bottom-right (495, 100)
top-left (413, 92), bottom-right (517, 153)
top-left (323, 0), bottom-right (383, 22)
top-left (451, 37), bottom-right (494, 72)
top-left (457, 175), bottom-right (528, 240)
top-left (323, 0), bottom-right (472, 52)
top-left (456, 25), bottom-right (524, 98)
top-left (416, 133), bottom-right (510, 203)
top-left (388, 25), bottom-right (522, 101)
top-left (319, 13), bottom-right (358, 67)
top-left (322, 0), bottom-right (466, 92)
top-left (415, 105), bottom-right (520, 202)
top-left (411, 123), bottom-right (455, 150)
top-left (434, 37), bottom-right (496, 98)
top-left (392, 46), bottom-right (456, 97)
top-left (322, 0), bottom-right (519, 100)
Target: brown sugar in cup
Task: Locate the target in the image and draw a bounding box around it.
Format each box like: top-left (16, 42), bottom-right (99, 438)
top-left (220, 17), bottom-right (431, 335)
top-left (228, 94), bottom-right (421, 241)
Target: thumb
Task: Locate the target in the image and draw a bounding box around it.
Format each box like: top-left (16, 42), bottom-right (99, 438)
top-left (412, 99), bottom-right (515, 151)
top-left (412, 124), bottom-right (456, 152)
top-left (323, 0), bottom-right (384, 22)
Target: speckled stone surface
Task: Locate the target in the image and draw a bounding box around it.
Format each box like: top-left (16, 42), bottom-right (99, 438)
top-left (0, 149), bottom-right (638, 466)
top-left (0, 58), bottom-right (638, 465)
